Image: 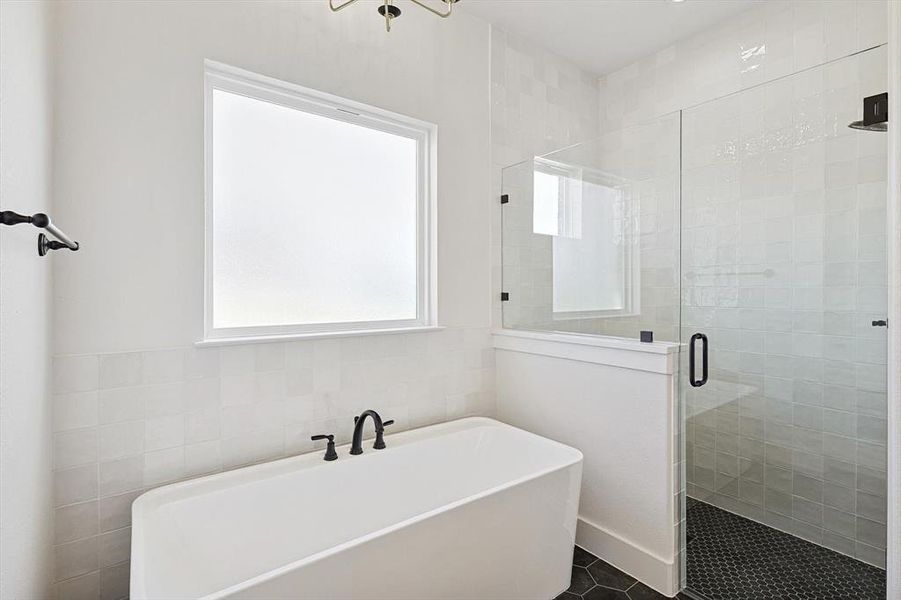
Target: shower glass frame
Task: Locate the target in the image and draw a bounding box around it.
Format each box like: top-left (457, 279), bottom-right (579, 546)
top-left (679, 43), bottom-right (889, 596)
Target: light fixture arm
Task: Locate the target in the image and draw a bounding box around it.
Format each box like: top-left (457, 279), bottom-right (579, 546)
top-left (329, 0), bottom-right (360, 12)
top-left (328, 0), bottom-right (457, 30)
top-left (408, 0), bottom-right (455, 18)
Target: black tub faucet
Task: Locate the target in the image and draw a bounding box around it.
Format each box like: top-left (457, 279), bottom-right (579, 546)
top-left (350, 410), bottom-right (394, 455)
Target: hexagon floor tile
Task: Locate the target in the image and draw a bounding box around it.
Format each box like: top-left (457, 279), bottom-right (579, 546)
top-left (685, 499), bottom-right (886, 600)
top-left (557, 500), bottom-right (886, 600)
top-left (555, 547), bottom-right (693, 600)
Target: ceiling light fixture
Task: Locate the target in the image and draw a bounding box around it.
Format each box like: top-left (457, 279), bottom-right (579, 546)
top-left (329, 0), bottom-right (459, 32)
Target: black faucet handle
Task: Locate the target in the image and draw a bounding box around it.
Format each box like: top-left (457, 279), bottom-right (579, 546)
top-left (311, 434), bottom-right (338, 461)
top-left (374, 419), bottom-right (394, 450)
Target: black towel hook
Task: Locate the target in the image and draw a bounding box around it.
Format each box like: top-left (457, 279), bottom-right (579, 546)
top-left (1, 210), bottom-right (79, 256)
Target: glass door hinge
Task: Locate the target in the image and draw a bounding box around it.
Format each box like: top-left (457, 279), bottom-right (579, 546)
top-left (501, 292), bottom-right (510, 301)
top-left (500, 194), bottom-right (509, 204)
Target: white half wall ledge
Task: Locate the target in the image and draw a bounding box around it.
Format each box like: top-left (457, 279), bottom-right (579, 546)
top-left (492, 329), bottom-right (680, 375)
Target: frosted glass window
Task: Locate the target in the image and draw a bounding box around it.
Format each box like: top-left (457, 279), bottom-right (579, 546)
top-left (553, 182), bottom-right (626, 314)
top-left (204, 63), bottom-right (435, 339)
top-left (532, 159), bottom-right (637, 319)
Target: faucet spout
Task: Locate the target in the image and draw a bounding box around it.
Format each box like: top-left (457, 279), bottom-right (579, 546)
top-left (350, 410), bottom-right (384, 455)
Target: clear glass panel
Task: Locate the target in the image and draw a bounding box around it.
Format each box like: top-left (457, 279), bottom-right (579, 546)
top-left (681, 43), bottom-right (889, 586)
top-left (211, 88), bottom-right (418, 329)
top-left (501, 113), bottom-right (681, 341)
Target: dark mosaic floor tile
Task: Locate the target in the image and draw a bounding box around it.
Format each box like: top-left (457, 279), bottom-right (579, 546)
top-left (583, 586), bottom-right (631, 600)
top-left (568, 566), bottom-right (595, 595)
top-left (554, 593), bottom-right (580, 600)
top-left (587, 560), bottom-right (637, 591)
top-left (574, 545), bottom-right (599, 567)
top-left (686, 499), bottom-right (886, 600)
top-left (626, 581), bottom-right (670, 599)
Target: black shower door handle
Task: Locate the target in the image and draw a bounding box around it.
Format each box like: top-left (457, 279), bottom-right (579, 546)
top-left (689, 333), bottom-right (708, 388)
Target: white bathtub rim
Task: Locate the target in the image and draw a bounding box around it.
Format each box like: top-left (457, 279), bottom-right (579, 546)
top-left (131, 417), bottom-right (583, 600)
top-left (133, 417), bottom-right (507, 505)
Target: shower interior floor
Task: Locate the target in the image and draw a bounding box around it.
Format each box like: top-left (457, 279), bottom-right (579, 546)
top-left (685, 498), bottom-right (885, 600)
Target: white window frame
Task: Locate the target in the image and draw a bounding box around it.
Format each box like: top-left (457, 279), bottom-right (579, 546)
top-left (202, 60), bottom-right (437, 344)
top-left (533, 157), bottom-right (583, 239)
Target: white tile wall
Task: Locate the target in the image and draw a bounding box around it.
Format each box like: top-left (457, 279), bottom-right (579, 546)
top-left (51, 328), bottom-right (495, 597)
top-left (490, 26), bottom-right (602, 328)
top-left (496, 3), bottom-right (890, 344)
top-left (598, 0), bottom-right (888, 132)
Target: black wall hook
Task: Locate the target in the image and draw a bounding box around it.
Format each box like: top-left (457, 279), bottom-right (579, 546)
top-left (38, 233), bottom-right (72, 256)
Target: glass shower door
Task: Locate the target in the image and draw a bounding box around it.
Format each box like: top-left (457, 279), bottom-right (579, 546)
top-left (680, 46), bottom-right (888, 598)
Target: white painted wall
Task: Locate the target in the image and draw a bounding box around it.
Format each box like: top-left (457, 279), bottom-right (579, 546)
top-left (0, 1), bottom-right (55, 597)
top-left (49, 2), bottom-right (493, 595)
top-left (52, 0), bottom-right (491, 354)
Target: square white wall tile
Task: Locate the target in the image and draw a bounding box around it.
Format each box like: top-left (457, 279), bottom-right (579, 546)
top-left (50, 328), bottom-right (496, 587)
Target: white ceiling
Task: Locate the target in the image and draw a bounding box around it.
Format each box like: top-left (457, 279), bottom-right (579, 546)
top-left (461, 0), bottom-right (756, 76)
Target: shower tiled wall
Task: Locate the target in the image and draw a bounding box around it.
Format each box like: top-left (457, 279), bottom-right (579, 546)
top-left (584, 0), bottom-right (891, 573)
top-left (51, 328), bottom-right (495, 598)
top-left (598, 0), bottom-right (887, 133)
top-left (497, 0), bottom-right (888, 347)
top-left (682, 46), bottom-right (888, 568)
top-left (489, 26), bottom-right (601, 328)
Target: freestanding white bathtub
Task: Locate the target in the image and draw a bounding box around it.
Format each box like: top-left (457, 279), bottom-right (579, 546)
top-left (131, 417), bottom-right (583, 600)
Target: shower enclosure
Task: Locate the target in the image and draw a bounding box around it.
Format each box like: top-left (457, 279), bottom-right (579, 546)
top-left (501, 113), bottom-right (681, 342)
top-left (501, 45), bottom-right (888, 600)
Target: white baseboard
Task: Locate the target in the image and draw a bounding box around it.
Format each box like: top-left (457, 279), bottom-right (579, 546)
top-left (576, 517), bottom-right (678, 598)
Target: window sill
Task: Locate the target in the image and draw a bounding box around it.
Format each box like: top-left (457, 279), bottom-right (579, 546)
top-left (196, 325), bottom-right (445, 347)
